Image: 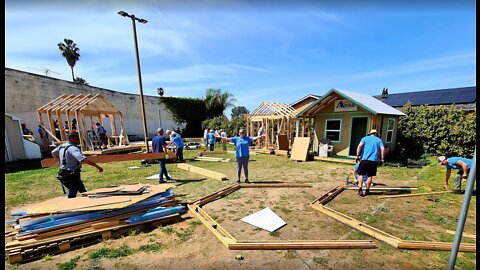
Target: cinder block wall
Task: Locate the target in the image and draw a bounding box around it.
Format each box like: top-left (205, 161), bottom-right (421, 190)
top-left (5, 68), bottom-right (177, 143)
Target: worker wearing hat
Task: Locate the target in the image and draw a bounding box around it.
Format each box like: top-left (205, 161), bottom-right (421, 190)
top-left (438, 155), bottom-right (472, 194)
top-left (355, 129), bottom-right (385, 197)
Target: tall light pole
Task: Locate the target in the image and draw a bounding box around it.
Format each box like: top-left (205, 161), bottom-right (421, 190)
top-left (118, 10), bottom-right (150, 152)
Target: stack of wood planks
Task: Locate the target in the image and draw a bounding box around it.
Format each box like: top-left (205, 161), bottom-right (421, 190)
top-left (5, 184), bottom-right (187, 263)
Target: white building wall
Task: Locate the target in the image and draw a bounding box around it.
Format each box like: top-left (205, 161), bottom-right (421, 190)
top-left (5, 68), bottom-right (177, 143)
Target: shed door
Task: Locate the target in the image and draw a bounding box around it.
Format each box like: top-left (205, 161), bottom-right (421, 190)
top-left (349, 117), bottom-right (368, 156)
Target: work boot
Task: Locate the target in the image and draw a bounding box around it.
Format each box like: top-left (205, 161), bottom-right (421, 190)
top-left (245, 179), bottom-right (251, 184)
top-left (159, 180), bottom-right (167, 184)
top-left (358, 188), bottom-right (364, 197)
top-left (365, 189), bottom-right (371, 196)
top-left (236, 179), bottom-right (241, 184)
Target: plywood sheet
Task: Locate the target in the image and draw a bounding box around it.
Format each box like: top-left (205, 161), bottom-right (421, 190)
top-left (276, 134), bottom-right (289, 150)
top-left (290, 137), bottom-right (310, 161)
top-left (241, 207), bottom-right (286, 232)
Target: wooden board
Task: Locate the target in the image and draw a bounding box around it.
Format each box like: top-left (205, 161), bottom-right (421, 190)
top-left (82, 145), bottom-right (143, 155)
top-left (176, 163), bottom-right (228, 181)
top-left (41, 152), bottom-right (166, 168)
top-left (228, 240), bottom-right (376, 250)
top-left (14, 184), bottom-right (174, 214)
top-left (445, 230), bottom-right (476, 239)
top-left (313, 156), bottom-right (356, 165)
top-left (276, 134), bottom-right (289, 150)
top-left (194, 157), bottom-right (230, 162)
top-left (290, 137), bottom-right (310, 161)
top-left (378, 191), bottom-right (453, 199)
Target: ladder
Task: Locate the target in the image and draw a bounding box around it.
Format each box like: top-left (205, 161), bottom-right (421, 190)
top-left (87, 130), bottom-right (102, 150)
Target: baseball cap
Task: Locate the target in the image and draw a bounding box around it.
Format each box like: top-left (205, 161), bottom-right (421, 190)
top-left (437, 156), bottom-right (446, 164)
top-left (157, 128), bottom-right (164, 133)
top-left (369, 129), bottom-right (378, 134)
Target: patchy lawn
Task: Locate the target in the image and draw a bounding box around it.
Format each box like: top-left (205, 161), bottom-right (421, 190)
top-left (5, 148), bottom-right (476, 270)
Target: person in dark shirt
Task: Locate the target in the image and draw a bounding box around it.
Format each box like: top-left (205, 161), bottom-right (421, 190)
top-left (21, 123), bottom-right (34, 135)
top-left (152, 128), bottom-right (171, 183)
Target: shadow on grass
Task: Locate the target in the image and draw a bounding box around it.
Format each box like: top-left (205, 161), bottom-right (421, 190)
top-left (173, 178), bottom-right (208, 186)
top-left (5, 159), bottom-right (44, 174)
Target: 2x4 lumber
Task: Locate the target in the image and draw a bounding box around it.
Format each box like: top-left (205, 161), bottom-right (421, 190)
top-left (346, 187), bottom-right (417, 191)
top-left (239, 183), bottom-right (312, 188)
top-left (445, 230), bottom-right (476, 239)
top-left (310, 186), bottom-right (345, 205)
top-left (193, 185), bottom-right (241, 206)
top-left (6, 214), bottom-right (181, 252)
top-left (40, 124), bottom-right (61, 143)
top-left (310, 204), bottom-right (402, 247)
top-left (398, 241), bottom-right (476, 253)
top-left (378, 191), bottom-right (453, 199)
top-left (176, 163), bottom-right (228, 181)
top-left (194, 157), bottom-right (230, 162)
top-left (41, 152), bottom-right (166, 168)
top-left (228, 240), bottom-right (376, 250)
top-left (187, 204), bottom-right (236, 247)
top-left (313, 156), bottom-right (356, 165)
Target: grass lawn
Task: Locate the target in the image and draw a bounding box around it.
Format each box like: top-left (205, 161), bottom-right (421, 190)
top-left (4, 145), bottom-right (476, 270)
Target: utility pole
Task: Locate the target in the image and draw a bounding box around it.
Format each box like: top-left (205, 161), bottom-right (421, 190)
top-left (118, 11), bottom-right (150, 152)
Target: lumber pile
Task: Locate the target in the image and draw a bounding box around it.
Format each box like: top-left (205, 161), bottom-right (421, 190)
top-left (194, 156), bottom-right (231, 162)
top-left (5, 184), bottom-right (186, 263)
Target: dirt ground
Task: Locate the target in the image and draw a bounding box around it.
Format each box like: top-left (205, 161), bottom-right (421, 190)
top-left (5, 154), bottom-right (476, 270)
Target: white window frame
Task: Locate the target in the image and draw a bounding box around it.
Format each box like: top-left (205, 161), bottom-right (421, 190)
top-left (325, 119), bottom-right (342, 143)
top-left (386, 118), bottom-right (395, 143)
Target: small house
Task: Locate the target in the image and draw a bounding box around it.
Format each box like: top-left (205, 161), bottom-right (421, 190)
top-left (297, 89), bottom-right (405, 157)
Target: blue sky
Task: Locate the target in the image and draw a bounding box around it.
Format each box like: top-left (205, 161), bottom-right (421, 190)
top-left (5, 0), bottom-right (476, 116)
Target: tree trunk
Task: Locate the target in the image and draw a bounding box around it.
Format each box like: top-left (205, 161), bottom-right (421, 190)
top-left (70, 67), bottom-right (75, 81)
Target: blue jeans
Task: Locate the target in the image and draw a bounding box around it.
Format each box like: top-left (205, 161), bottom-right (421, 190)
top-left (158, 158), bottom-right (169, 181)
top-left (209, 143), bottom-right (214, 151)
top-left (68, 180), bottom-right (87, 198)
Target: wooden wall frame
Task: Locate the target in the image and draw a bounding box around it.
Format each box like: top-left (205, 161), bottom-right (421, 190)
top-left (187, 183), bottom-right (377, 250)
top-left (37, 94), bottom-right (129, 152)
top-left (309, 186), bottom-right (476, 253)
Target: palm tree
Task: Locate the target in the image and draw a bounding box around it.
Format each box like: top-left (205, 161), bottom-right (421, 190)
top-left (57, 39), bottom-right (80, 81)
top-left (204, 88), bottom-right (236, 118)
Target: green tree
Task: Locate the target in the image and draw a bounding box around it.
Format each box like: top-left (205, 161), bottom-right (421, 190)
top-left (57, 38), bottom-right (80, 81)
top-left (204, 88), bottom-right (236, 118)
top-left (73, 77), bottom-right (88, 85)
top-left (231, 106), bottom-right (250, 118)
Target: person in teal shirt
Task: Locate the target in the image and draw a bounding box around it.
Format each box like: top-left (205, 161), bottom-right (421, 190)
top-left (218, 129), bottom-right (264, 184)
top-left (438, 156), bottom-right (472, 193)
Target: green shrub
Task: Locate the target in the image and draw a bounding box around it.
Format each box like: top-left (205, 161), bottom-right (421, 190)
top-left (389, 103), bottom-right (475, 163)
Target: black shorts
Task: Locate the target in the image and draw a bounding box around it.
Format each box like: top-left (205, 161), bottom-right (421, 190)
top-left (358, 160), bottom-right (379, 177)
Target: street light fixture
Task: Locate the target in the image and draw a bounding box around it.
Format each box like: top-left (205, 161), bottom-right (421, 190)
top-left (117, 10), bottom-right (150, 152)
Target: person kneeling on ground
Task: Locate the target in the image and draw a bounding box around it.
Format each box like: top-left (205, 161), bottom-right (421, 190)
top-left (438, 155), bottom-right (472, 194)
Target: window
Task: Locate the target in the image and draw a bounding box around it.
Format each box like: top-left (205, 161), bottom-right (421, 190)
top-left (325, 119), bottom-right (341, 142)
top-left (386, 119), bottom-right (395, 143)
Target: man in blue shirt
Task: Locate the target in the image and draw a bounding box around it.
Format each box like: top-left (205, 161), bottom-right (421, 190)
top-left (218, 129), bottom-right (264, 184)
top-left (207, 129), bottom-right (216, 151)
top-left (438, 156), bottom-right (472, 193)
top-left (356, 129), bottom-right (385, 196)
top-left (171, 132), bottom-right (184, 162)
top-left (152, 128), bottom-right (171, 183)
top-left (51, 132), bottom-right (104, 198)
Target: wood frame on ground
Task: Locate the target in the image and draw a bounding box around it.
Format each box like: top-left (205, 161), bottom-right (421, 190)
top-left (309, 186), bottom-right (476, 253)
top-left (187, 183), bottom-right (377, 250)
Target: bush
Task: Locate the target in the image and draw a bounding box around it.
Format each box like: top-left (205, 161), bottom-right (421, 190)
top-left (390, 103), bottom-right (476, 163)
